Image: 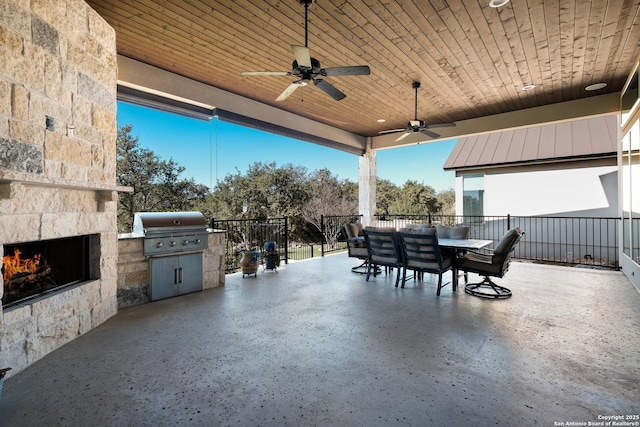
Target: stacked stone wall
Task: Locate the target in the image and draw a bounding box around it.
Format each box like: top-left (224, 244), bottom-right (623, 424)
top-left (0, 0), bottom-right (118, 376)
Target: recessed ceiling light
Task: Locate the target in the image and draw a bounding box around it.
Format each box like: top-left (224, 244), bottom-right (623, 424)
top-left (377, 119), bottom-right (386, 123)
top-left (585, 82), bottom-right (607, 91)
top-left (522, 84), bottom-right (536, 91)
top-left (489, 0), bottom-right (510, 8)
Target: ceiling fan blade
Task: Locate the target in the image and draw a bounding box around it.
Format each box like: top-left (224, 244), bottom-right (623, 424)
top-left (313, 79), bottom-right (346, 101)
top-left (395, 132), bottom-right (411, 142)
top-left (322, 65), bottom-right (371, 76)
top-left (291, 45), bottom-right (312, 68)
top-left (379, 128), bottom-right (406, 135)
top-left (242, 71), bottom-right (290, 76)
top-left (276, 82), bottom-right (305, 101)
top-left (420, 129), bottom-right (441, 138)
top-left (425, 122), bottom-right (456, 129)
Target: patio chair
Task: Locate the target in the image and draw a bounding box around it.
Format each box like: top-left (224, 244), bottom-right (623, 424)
top-left (343, 222), bottom-right (369, 274)
top-left (362, 227), bottom-right (403, 287)
top-left (458, 227), bottom-right (524, 299)
top-left (435, 224), bottom-right (470, 240)
top-left (398, 228), bottom-right (453, 295)
top-left (400, 223), bottom-right (433, 233)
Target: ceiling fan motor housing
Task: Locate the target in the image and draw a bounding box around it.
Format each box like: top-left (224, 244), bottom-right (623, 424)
top-left (292, 58), bottom-right (321, 72)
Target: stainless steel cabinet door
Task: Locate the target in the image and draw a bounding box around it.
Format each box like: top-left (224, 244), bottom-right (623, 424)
top-left (149, 253), bottom-right (203, 301)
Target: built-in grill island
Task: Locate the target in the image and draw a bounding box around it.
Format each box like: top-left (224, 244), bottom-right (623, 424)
top-left (133, 212), bottom-right (209, 301)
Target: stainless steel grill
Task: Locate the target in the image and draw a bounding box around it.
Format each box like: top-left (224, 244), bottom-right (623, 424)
top-left (133, 211), bottom-right (209, 256)
top-left (133, 212), bottom-right (209, 301)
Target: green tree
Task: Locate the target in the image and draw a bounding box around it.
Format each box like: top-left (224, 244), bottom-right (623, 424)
top-left (376, 178), bottom-right (400, 216)
top-left (301, 168), bottom-right (357, 248)
top-left (116, 124), bottom-right (208, 232)
top-left (437, 188), bottom-right (456, 216)
top-left (389, 180), bottom-right (441, 215)
top-left (195, 162), bottom-right (311, 240)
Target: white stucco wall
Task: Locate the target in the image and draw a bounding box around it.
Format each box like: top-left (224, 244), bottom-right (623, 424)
top-left (455, 159), bottom-right (618, 217)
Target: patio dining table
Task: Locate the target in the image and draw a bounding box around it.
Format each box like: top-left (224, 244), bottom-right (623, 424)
top-left (438, 238), bottom-right (494, 291)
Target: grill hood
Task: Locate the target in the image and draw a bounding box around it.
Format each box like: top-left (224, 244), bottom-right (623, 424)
top-left (133, 212), bottom-right (208, 236)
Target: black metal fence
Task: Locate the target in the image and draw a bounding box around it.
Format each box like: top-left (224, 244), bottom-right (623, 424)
top-left (321, 214), bottom-right (363, 255)
top-left (211, 214), bottom-right (623, 274)
top-left (375, 214), bottom-right (620, 268)
top-left (211, 217), bottom-right (289, 273)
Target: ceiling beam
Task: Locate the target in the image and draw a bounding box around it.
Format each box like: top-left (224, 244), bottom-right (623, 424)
top-left (372, 92), bottom-right (621, 149)
top-left (116, 55), bottom-right (367, 155)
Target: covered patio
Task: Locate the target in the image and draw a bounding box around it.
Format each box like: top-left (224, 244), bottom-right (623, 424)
top-left (2, 255), bottom-right (638, 426)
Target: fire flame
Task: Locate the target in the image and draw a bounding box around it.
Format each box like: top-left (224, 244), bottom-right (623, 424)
top-left (2, 247), bottom-right (47, 285)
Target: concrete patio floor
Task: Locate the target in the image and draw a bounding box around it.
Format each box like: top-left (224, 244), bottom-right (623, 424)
top-left (1, 253), bottom-right (639, 426)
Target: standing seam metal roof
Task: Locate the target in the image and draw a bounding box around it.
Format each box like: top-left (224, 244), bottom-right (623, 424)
top-left (443, 115), bottom-right (618, 171)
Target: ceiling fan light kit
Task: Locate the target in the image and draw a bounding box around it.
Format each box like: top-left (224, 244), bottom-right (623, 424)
top-left (241, 0), bottom-right (370, 102)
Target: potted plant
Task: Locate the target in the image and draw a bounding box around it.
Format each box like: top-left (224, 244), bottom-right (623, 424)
top-left (264, 251), bottom-right (280, 270)
top-left (239, 241), bottom-right (260, 278)
top-left (263, 241), bottom-right (280, 271)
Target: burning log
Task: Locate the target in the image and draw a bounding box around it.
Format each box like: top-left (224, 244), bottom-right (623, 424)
top-left (2, 248), bottom-right (50, 290)
top-left (8, 267), bottom-right (53, 287)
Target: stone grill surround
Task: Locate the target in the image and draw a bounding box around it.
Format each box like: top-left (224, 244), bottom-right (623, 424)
top-left (0, 1), bottom-right (119, 376)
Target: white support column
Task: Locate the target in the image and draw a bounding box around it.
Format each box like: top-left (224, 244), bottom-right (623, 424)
top-left (358, 137), bottom-right (376, 226)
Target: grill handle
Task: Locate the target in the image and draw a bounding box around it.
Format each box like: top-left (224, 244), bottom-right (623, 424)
top-left (174, 268), bottom-right (183, 284)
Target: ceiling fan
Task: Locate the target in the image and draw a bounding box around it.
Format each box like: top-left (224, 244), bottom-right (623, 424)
top-left (241, 0), bottom-right (370, 102)
top-left (380, 82), bottom-right (456, 142)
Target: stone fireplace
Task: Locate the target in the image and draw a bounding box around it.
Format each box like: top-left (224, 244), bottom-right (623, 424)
top-left (0, 1), bottom-right (119, 375)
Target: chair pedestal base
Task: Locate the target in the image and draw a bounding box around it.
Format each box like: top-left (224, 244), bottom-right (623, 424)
top-left (352, 260), bottom-right (380, 275)
top-left (351, 259), bottom-right (369, 274)
top-left (464, 276), bottom-right (512, 299)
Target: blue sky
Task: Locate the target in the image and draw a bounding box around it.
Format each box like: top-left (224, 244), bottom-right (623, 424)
top-left (117, 102), bottom-right (457, 192)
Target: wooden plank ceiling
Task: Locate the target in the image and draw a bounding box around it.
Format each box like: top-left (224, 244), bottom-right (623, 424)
top-left (86, 0), bottom-right (640, 138)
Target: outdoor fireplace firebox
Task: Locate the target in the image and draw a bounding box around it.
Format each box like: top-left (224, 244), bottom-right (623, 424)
top-left (2, 235), bottom-right (99, 308)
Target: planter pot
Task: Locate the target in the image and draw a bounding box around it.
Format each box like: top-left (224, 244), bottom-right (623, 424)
top-left (240, 251), bottom-right (260, 277)
top-left (263, 242), bottom-right (279, 272)
top-left (265, 257), bottom-right (279, 270)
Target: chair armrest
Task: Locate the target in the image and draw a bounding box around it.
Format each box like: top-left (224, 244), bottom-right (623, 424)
top-left (349, 236), bottom-right (366, 248)
top-left (462, 251), bottom-right (493, 264)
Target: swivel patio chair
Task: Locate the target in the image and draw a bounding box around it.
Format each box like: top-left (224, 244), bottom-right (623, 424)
top-left (362, 227), bottom-right (403, 287)
top-left (343, 222), bottom-right (369, 274)
top-left (458, 227), bottom-right (524, 299)
top-left (398, 228), bottom-right (453, 295)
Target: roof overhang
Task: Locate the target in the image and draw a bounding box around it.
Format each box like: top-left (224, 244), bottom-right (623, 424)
top-left (443, 115), bottom-right (619, 171)
top-left (117, 55), bottom-right (368, 156)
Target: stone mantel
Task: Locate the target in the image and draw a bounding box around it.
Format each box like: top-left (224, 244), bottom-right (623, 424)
top-left (0, 173), bottom-right (132, 194)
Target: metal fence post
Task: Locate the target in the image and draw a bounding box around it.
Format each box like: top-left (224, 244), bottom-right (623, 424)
top-left (284, 217), bottom-right (289, 264)
top-left (321, 214), bottom-right (325, 256)
top-left (507, 214), bottom-right (511, 230)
